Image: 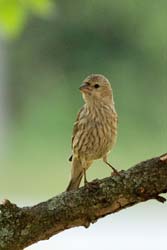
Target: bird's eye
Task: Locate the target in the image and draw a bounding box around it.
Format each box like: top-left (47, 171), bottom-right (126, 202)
top-left (94, 84), bottom-right (100, 88)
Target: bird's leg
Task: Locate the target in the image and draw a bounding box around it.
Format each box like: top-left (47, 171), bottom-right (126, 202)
top-left (83, 168), bottom-right (99, 189)
top-left (103, 157), bottom-right (121, 176)
top-left (83, 168), bottom-right (88, 185)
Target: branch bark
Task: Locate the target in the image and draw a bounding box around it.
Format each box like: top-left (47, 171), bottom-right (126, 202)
top-left (0, 153), bottom-right (167, 250)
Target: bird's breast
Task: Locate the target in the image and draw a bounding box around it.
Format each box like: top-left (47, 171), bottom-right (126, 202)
top-left (73, 105), bottom-right (117, 161)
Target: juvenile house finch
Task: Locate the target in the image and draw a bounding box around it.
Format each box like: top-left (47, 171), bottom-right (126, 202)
top-left (66, 74), bottom-right (118, 191)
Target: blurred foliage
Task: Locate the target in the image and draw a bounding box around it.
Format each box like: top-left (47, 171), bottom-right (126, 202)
top-left (1, 0), bottom-right (167, 199)
top-left (0, 0), bottom-right (53, 37)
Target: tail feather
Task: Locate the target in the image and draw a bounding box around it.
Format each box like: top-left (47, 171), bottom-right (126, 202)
top-left (66, 171), bottom-right (83, 191)
top-left (66, 157), bottom-right (83, 191)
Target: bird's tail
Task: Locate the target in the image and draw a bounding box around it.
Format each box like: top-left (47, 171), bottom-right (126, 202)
top-left (66, 157), bottom-right (83, 191)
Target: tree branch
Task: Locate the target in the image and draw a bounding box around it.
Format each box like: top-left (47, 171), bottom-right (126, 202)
top-left (0, 153), bottom-right (167, 250)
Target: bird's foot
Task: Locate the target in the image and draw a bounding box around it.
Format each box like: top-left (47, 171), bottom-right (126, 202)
top-left (111, 169), bottom-right (123, 177)
top-left (111, 169), bottom-right (121, 176)
top-left (104, 161), bottom-right (122, 177)
top-left (85, 179), bottom-right (100, 190)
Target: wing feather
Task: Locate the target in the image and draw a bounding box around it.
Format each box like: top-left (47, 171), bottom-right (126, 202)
top-left (68, 106), bottom-right (85, 161)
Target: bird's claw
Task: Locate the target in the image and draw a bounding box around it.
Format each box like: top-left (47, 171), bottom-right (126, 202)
top-left (111, 169), bottom-right (123, 177)
top-left (111, 171), bottom-right (118, 177)
top-left (85, 179), bottom-right (100, 190)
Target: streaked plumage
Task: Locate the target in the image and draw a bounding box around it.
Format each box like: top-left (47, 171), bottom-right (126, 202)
top-left (66, 74), bottom-right (118, 191)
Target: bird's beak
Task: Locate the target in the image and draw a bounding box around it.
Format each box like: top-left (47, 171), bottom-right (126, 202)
top-left (79, 83), bottom-right (91, 93)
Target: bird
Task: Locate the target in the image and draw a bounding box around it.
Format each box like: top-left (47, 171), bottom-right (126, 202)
top-left (66, 74), bottom-right (118, 191)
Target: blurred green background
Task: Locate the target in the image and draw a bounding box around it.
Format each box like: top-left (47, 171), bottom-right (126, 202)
top-left (0, 0), bottom-right (167, 202)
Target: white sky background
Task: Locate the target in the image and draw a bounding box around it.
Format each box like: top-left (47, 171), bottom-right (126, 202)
top-left (26, 200), bottom-right (167, 250)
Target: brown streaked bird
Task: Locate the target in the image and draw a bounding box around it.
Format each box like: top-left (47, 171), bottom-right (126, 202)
top-left (66, 74), bottom-right (118, 191)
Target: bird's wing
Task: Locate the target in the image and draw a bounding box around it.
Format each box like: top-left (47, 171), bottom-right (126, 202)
top-left (68, 155), bottom-right (73, 162)
top-left (68, 106), bottom-right (85, 161)
top-left (72, 106), bottom-right (84, 145)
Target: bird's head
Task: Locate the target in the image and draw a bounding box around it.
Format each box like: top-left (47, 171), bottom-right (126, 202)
top-left (80, 74), bottom-right (113, 105)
